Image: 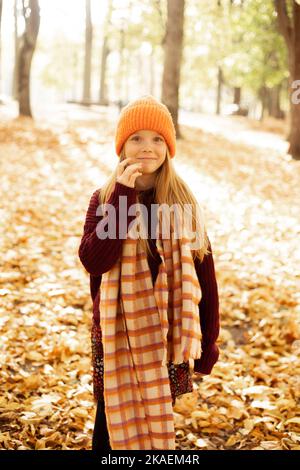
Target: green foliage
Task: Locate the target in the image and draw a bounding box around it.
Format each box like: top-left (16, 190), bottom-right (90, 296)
top-left (224, 0), bottom-right (288, 91)
top-left (37, 33), bottom-right (83, 95)
top-left (32, 0), bottom-right (290, 107)
top-left (180, 0), bottom-right (288, 104)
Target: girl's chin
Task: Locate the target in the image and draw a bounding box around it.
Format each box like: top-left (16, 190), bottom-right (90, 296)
top-left (139, 162), bottom-right (155, 169)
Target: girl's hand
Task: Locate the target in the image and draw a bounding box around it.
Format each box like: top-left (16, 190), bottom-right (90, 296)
top-left (116, 157), bottom-right (143, 189)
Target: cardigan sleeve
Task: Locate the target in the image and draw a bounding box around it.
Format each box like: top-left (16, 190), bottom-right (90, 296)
top-left (193, 238), bottom-right (220, 375)
top-left (78, 182), bottom-right (137, 276)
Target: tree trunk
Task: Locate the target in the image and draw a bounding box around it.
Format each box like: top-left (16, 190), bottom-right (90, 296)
top-left (233, 87), bottom-right (241, 106)
top-left (258, 85), bottom-right (267, 121)
top-left (161, 0), bottom-right (185, 139)
top-left (216, 66), bottom-right (223, 115)
top-left (150, 46), bottom-right (155, 96)
top-left (274, 0), bottom-right (300, 159)
top-left (18, 0), bottom-right (40, 117)
top-left (98, 36), bottom-right (110, 105)
top-left (116, 25), bottom-right (125, 109)
top-left (288, 1), bottom-right (300, 159)
top-left (83, 0), bottom-right (93, 106)
top-left (12, 0), bottom-right (20, 99)
top-left (267, 83), bottom-right (284, 119)
top-left (98, 0), bottom-right (112, 105)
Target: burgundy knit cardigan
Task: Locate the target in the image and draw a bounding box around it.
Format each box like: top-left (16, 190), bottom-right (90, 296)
top-left (78, 182), bottom-right (220, 374)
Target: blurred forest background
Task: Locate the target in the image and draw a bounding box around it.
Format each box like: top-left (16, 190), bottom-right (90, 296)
top-left (0, 0), bottom-right (300, 451)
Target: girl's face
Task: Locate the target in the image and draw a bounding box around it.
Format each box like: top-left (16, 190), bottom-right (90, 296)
top-left (123, 129), bottom-right (167, 174)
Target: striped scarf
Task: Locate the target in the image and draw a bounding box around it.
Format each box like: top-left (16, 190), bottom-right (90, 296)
top-left (99, 200), bottom-right (202, 450)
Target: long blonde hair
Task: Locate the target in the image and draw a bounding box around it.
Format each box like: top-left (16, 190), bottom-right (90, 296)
top-left (98, 146), bottom-right (210, 263)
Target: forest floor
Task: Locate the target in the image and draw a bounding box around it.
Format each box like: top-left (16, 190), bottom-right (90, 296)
top-left (0, 102), bottom-right (299, 450)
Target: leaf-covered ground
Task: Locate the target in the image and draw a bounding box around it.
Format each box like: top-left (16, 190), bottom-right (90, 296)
top-left (0, 105), bottom-right (299, 450)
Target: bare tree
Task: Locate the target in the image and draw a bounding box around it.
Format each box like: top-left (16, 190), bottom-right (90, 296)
top-left (216, 66), bottom-right (224, 115)
top-left (83, 0), bottom-right (93, 105)
top-left (161, 0), bottom-right (185, 138)
top-left (267, 82), bottom-right (285, 119)
top-left (274, 0), bottom-right (300, 160)
top-left (18, 0), bottom-right (40, 117)
top-left (13, 0), bottom-right (20, 100)
top-left (98, 0), bottom-right (112, 105)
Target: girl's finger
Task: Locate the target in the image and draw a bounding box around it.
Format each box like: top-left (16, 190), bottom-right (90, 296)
top-left (125, 163), bottom-right (143, 174)
top-left (116, 158), bottom-right (134, 176)
top-left (119, 157), bottom-right (134, 167)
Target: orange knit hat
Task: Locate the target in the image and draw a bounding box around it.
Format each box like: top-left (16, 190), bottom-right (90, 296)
top-left (115, 95), bottom-right (176, 158)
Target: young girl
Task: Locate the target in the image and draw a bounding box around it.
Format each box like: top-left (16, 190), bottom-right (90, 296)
top-left (78, 95), bottom-right (220, 451)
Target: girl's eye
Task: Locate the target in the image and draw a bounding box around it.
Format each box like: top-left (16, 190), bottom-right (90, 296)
top-left (131, 136), bottom-right (163, 142)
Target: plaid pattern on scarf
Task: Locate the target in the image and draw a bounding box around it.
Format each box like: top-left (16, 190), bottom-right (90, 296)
top-left (99, 204), bottom-right (202, 450)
